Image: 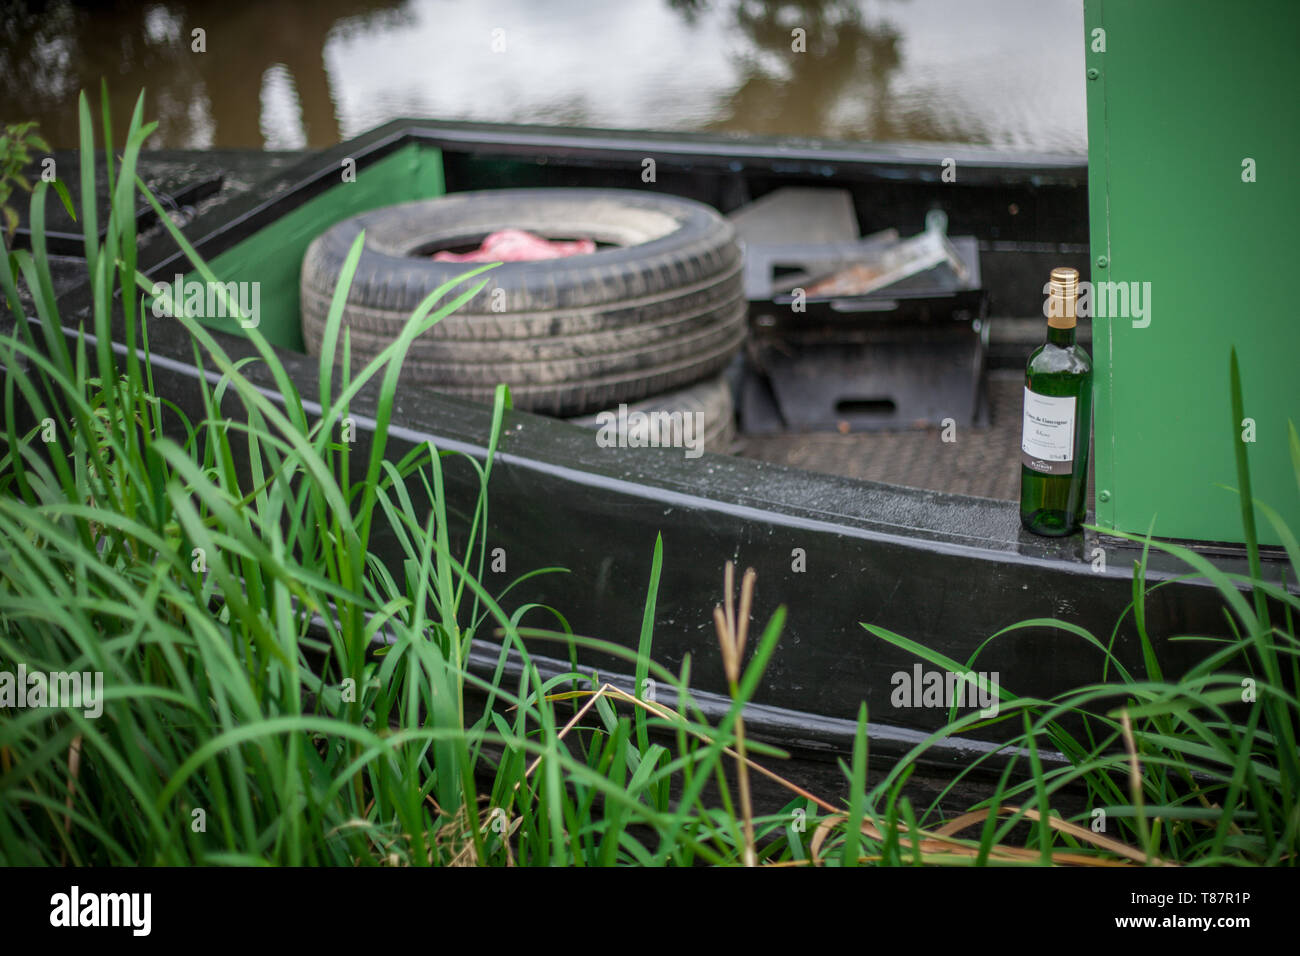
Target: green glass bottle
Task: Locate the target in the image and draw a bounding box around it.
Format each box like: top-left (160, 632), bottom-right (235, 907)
top-left (1020, 266), bottom-right (1092, 536)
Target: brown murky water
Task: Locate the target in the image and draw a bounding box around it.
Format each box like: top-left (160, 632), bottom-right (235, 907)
top-left (1, 0), bottom-right (1085, 153)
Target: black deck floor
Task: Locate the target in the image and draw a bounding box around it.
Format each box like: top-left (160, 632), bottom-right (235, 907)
top-left (739, 368), bottom-right (1097, 506)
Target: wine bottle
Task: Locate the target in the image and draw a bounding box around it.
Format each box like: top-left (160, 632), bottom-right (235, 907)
top-left (1020, 266), bottom-right (1093, 536)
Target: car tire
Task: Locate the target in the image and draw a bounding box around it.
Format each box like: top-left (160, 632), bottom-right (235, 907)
top-left (567, 373), bottom-right (736, 455)
top-left (300, 188), bottom-right (746, 417)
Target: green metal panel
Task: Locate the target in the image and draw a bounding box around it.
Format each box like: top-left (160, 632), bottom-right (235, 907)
top-left (189, 143), bottom-right (445, 350)
top-left (1084, 0), bottom-right (1299, 546)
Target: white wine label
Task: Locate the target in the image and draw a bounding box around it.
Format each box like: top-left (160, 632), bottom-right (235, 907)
top-left (1021, 388), bottom-right (1076, 475)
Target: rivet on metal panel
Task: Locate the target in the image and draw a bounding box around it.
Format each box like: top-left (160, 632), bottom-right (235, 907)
top-left (1096, 255), bottom-right (1108, 268)
top-left (1098, 490), bottom-right (1111, 502)
top-left (1087, 68), bottom-right (1100, 80)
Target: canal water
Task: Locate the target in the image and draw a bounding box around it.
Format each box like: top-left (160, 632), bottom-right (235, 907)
top-left (2, 0), bottom-right (1085, 153)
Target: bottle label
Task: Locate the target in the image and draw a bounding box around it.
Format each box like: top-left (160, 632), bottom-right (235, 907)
top-left (1021, 388), bottom-right (1076, 475)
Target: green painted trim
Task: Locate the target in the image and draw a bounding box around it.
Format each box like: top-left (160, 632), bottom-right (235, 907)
top-left (1084, 0), bottom-right (1113, 534)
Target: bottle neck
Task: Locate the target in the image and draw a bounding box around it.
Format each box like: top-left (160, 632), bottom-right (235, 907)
top-left (1047, 323), bottom-right (1075, 348)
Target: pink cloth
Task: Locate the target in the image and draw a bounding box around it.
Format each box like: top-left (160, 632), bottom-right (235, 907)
top-left (432, 229), bottom-right (596, 262)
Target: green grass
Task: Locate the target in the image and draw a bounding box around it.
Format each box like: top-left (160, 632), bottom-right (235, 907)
top-left (0, 89), bottom-right (1295, 866)
top-left (0, 90), bottom-right (824, 867)
top-left (857, 363), bottom-right (1300, 867)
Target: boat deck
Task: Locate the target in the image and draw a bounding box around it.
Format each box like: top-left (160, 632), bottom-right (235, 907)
top-left (739, 367), bottom-right (1097, 507)
top-left (27, 146), bottom-right (1095, 509)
